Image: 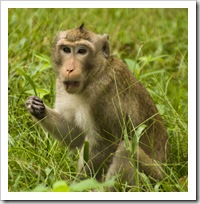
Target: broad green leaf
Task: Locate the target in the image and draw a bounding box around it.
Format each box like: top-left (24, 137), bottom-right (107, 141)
top-left (36, 88), bottom-right (50, 98)
top-left (154, 182), bottom-right (161, 192)
top-left (124, 58), bottom-right (140, 72)
top-left (25, 88), bottom-right (50, 99)
top-left (17, 69), bottom-right (37, 95)
top-left (123, 127), bottom-right (131, 151)
top-left (138, 172), bottom-right (152, 191)
top-left (45, 167), bottom-right (51, 177)
top-left (52, 180), bottom-right (70, 192)
top-left (32, 184), bottom-right (48, 192)
top-left (83, 141), bottom-right (89, 162)
top-left (132, 124), bottom-right (146, 154)
top-left (70, 178), bottom-right (115, 192)
top-left (135, 124), bottom-right (147, 137)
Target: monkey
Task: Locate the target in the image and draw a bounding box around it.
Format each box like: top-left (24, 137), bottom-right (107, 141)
top-left (26, 24), bottom-right (169, 191)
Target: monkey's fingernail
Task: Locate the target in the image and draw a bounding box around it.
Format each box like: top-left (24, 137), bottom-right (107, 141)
top-left (27, 104), bottom-right (32, 109)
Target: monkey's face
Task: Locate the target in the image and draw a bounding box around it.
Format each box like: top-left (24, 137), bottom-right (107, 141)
top-left (54, 39), bottom-right (94, 94)
top-left (53, 25), bottom-right (110, 94)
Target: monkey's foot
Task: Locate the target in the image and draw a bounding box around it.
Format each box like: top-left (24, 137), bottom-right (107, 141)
top-left (26, 96), bottom-right (46, 119)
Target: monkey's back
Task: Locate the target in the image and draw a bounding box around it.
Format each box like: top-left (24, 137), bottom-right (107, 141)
top-left (88, 56), bottom-right (169, 163)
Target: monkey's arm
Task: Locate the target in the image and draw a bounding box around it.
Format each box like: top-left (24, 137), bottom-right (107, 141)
top-left (26, 96), bottom-right (84, 148)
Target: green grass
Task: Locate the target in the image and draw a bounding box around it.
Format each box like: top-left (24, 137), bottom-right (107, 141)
top-left (8, 8), bottom-right (188, 192)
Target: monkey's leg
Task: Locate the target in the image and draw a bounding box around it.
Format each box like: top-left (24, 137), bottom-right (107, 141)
top-left (105, 141), bottom-right (165, 191)
top-left (134, 147), bottom-right (165, 181)
top-left (26, 96), bottom-right (84, 148)
top-left (105, 141), bottom-right (135, 191)
top-left (77, 140), bottom-right (117, 181)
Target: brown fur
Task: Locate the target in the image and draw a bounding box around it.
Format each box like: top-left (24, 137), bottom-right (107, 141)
top-left (26, 25), bottom-right (169, 191)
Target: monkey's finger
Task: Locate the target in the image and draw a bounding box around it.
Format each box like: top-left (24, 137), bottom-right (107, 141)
top-left (29, 107), bottom-right (46, 119)
top-left (26, 96), bottom-right (43, 103)
top-left (32, 99), bottom-right (44, 106)
top-left (32, 96), bottom-right (43, 103)
top-left (26, 100), bottom-right (43, 109)
top-left (31, 104), bottom-right (45, 112)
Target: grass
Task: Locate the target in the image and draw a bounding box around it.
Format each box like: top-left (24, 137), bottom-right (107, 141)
top-left (8, 8), bottom-right (188, 192)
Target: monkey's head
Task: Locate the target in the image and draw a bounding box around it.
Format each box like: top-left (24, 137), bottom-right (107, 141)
top-left (53, 24), bottom-right (110, 94)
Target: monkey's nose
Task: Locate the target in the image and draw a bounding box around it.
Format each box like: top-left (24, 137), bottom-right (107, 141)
top-left (66, 70), bottom-right (73, 75)
top-left (66, 66), bottom-right (74, 73)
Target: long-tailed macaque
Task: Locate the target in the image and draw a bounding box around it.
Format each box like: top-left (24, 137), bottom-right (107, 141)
top-left (26, 24), bottom-right (169, 191)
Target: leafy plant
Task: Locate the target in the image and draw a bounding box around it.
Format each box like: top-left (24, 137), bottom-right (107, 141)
top-left (32, 178), bottom-right (115, 192)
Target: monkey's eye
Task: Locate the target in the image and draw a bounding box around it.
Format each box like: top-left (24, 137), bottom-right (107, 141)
top-left (63, 47), bottom-right (71, 53)
top-left (77, 48), bottom-right (87, 55)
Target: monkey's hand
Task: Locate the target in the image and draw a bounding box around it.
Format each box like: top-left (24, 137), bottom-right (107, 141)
top-left (26, 96), bottom-right (46, 119)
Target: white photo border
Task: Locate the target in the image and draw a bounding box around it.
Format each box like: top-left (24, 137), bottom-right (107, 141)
top-left (1, 0), bottom-right (196, 201)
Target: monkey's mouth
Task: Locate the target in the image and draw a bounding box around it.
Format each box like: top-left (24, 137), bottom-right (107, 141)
top-left (63, 81), bottom-right (80, 88)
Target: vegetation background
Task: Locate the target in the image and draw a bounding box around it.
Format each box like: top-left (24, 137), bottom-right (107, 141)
top-left (8, 8), bottom-right (188, 192)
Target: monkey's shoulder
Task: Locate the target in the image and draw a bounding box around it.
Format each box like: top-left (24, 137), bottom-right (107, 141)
top-left (108, 56), bottom-right (128, 69)
top-left (108, 56), bottom-right (138, 80)
top-left (106, 56), bottom-right (143, 91)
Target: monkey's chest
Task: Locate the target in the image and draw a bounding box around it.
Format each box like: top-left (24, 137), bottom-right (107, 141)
top-left (55, 94), bottom-right (94, 133)
top-left (74, 104), bottom-right (94, 132)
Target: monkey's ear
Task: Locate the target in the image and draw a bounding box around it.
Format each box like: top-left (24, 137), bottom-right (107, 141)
top-left (101, 34), bottom-right (110, 58)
